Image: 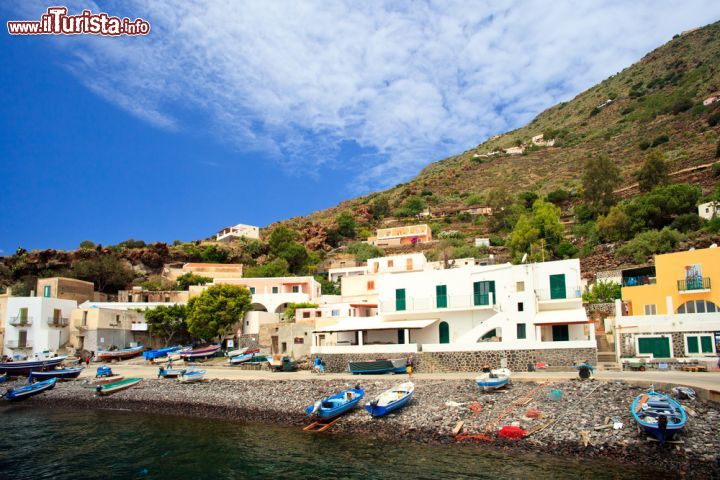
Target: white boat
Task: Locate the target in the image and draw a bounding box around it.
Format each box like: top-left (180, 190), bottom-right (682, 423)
top-left (365, 381), bottom-right (415, 417)
top-left (475, 368), bottom-right (512, 392)
top-left (179, 367), bottom-right (206, 383)
top-left (226, 347), bottom-right (248, 357)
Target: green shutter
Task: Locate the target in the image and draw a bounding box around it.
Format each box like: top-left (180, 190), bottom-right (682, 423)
top-left (639, 337), bottom-right (671, 358)
top-left (436, 285), bottom-right (447, 308)
top-left (43, 285), bottom-right (51, 297)
top-left (517, 323), bottom-right (526, 340)
top-left (687, 336), bottom-right (699, 354)
top-left (439, 321), bottom-right (449, 344)
top-left (549, 274), bottom-right (566, 299)
top-left (395, 289), bottom-right (406, 311)
top-left (473, 281), bottom-right (496, 306)
top-left (700, 336), bottom-right (713, 353)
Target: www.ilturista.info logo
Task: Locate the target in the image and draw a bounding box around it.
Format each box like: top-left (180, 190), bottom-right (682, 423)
top-left (7, 6), bottom-right (150, 36)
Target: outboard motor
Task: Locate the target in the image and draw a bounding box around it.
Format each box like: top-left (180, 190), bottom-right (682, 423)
top-left (309, 400), bottom-right (322, 416)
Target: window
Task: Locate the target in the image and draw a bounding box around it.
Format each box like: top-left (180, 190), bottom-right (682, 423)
top-left (302, 312), bottom-right (310, 319)
top-left (549, 274), bottom-right (566, 299)
top-left (517, 302), bottom-right (524, 312)
top-left (292, 285), bottom-right (300, 293)
top-left (552, 325), bottom-right (569, 342)
top-left (644, 304), bottom-right (657, 315)
top-left (367, 280), bottom-right (375, 291)
top-left (638, 336), bottom-right (671, 358)
top-left (473, 281), bottom-right (495, 306)
top-left (686, 335), bottom-right (714, 354)
top-left (82, 311), bottom-right (88, 326)
top-left (43, 285), bottom-right (51, 297)
top-left (406, 258), bottom-right (413, 270)
top-left (436, 285), bottom-right (447, 308)
top-left (388, 260), bottom-right (394, 268)
top-left (373, 262), bottom-right (379, 273)
top-left (395, 289), bottom-right (406, 311)
top-left (281, 342), bottom-right (287, 353)
top-left (517, 323), bottom-right (527, 339)
top-left (331, 310), bottom-right (340, 317)
top-left (516, 281), bottom-right (525, 292)
top-left (249, 287), bottom-right (255, 294)
top-left (677, 300), bottom-right (718, 314)
top-left (272, 286), bottom-right (279, 294)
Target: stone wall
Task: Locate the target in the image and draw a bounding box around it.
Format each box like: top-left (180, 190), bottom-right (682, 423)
top-left (236, 334), bottom-right (259, 350)
top-left (316, 347), bottom-right (597, 373)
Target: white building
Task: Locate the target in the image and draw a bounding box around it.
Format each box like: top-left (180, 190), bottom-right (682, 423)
top-left (698, 201), bottom-right (719, 221)
top-left (3, 297), bottom-right (77, 358)
top-left (327, 265), bottom-right (367, 283)
top-left (216, 223), bottom-right (260, 241)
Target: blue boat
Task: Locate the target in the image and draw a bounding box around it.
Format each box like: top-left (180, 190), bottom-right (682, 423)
top-left (0, 374), bottom-right (6, 384)
top-left (158, 366), bottom-right (186, 379)
top-left (305, 386), bottom-right (364, 419)
top-left (228, 353), bottom-right (255, 364)
top-left (143, 346), bottom-right (182, 361)
top-left (475, 368), bottom-right (511, 392)
top-left (4, 377), bottom-right (57, 401)
top-left (365, 382), bottom-right (414, 417)
top-left (631, 389), bottom-right (686, 444)
top-left (29, 367), bottom-right (84, 381)
top-left (179, 368), bottom-right (206, 383)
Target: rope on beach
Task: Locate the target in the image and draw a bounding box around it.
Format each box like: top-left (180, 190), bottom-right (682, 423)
top-left (525, 382), bottom-right (603, 437)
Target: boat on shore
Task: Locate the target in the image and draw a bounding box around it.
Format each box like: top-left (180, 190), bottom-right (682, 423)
top-left (348, 359), bottom-right (406, 375)
top-left (475, 368), bottom-right (511, 392)
top-left (96, 377), bottom-right (142, 395)
top-left (365, 382), bottom-right (414, 417)
top-left (95, 346), bottom-right (144, 362)
top-left (268, 355), bottom-right (297, 372)
top-left (180, 345), bottom-right (220, 360)
top-left (228, 353), bottom-right (255, 364)
top-left (0, 354), bottom-right (67, 376)
top-left (158, 366), bottom-right (186, 379)
top-left (143, 346), bottom-right (181, 361)
top-left (90, 375), bottom-right (124, 386)
top-left (306, 386), bottom-right (364, 419)
top-left (29, 367), bottom-right (84, 381)
top-left (631, 389), bottom-right (687, 444)
top-left (179, 368), bottom-right (206, 383)
top-left (4, 378), bottom-right (57, 401)
top-left (0, 374), bottom-right (6, 384)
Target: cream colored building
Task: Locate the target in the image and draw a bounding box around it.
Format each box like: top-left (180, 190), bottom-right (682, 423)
top-left (163, 262), bottom-right (244, 281)
top-left (69, 307), bottom-right (146, 354)
top-left (36, 277), bottom-right (105, 303)
top-left (216, 224), bottom-right (260, 241)
top-left (118, 286), bottom-right (189, 303)
top-left (367, 224), bottom-right (432, 247)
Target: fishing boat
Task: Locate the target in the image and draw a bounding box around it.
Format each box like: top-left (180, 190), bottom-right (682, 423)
top-left (95, 346), bottom-right (144, 362)
top-left (179, 368), bottom-right (207, 383)
top-left (348, 359), bottom-right (407, 374)
top-left (143, 346), bottom-right (181, 361)
top-left (158, 366), bottom-right (186, 379)
top-left (29, 367), bottom-right (84, 381)
top-left (0, 354), bottom-right (67, 376)
top-left (90, 375), bottom-right (124, 386)
top-left (95, 377), bottom-right (142, 395)
top-left (228, 353), bottom-right (255, 364)
top-left (4, 378), bottom-right (57, 401)
top-left (365, 381), bottom-right (414, 417)
top-left (0, 374), bottom-right (6, 384)
top-left (268, 355), bottom-right (297, 372)
top-left (631, 388), bottom-right (687, 444)
top-left (305, 386), bottom-right (364, 419)
top-left (475, 368), bottom-right (511, 392)
top-left (180, 345), bottom-right (220, 360)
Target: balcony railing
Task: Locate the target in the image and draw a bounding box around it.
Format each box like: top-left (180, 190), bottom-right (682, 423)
top-left (47, 317), bottom-right (69, 327)
top-left (535, 287), bottom-right (582, 302)
top-left (75, 319), bottom-right (88, 329)
top-left (677, 278), bottom-right (711, 292)
top-left (622, 276), bottom-right (656, 287)
top-left (382, 294), bottom-right (495, 313)
top-left (9, 316), bottom-right (33, 326)
top-left (5, 340), bottom-right (32, 349)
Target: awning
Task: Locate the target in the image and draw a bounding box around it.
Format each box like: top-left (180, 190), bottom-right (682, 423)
top-left (314, 318), bottom-right (437, 333)
top-left (534, 308), bottom-right (590, 325)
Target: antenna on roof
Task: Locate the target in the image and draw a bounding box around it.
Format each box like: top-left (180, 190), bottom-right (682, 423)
top-left (521, 253), bottom-right (528, 264)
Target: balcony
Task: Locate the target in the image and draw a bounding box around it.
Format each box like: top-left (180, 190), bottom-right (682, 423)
top-left (9, 316), bottom-right (33, 326)
top-left (5, 340), bottom-right (32, 349)
top-left (75, 319), bottom-right (88, 329)
top-left (535, 286), bottom-right (583, 310)
top-left (677, 278), bottom-right (711, 293)
top-left (381, 294), bottom-right (496, 317)
top-left (622, 276), bottom-right (656, 287)
top-left (47, 317), bottom-right (69, 327)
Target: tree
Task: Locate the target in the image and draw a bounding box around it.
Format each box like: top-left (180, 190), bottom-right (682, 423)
top-left (145, 304), bottom-right (189, 346)
top-left (176, 272), bottom-right (212, 290)
top-left (624, 183), bottom-right (701, 233)
top-left (508, 214), bottom-right (540, 262)
top-left (545, 189), bottom-right (571, 205)
top-left (118, 238), bottom-right (146, 249)
top-left (636, 150), bottom-right (669, 192)
top-left (347, 242), bottom-right (384, 262)
top-left (370, 196), bottom-right (390, 219)
top-left (268, 226), bottom-right (297, 255)
top-left (336, 212), bottom-right (356, 238)
top-left (464, 193), bottom-right (484, 206)
top-left (71, 256), bottom-right (135, 293)
top-left (315, 275), bottom-right (340, 295)
top-left (582, 155), bottom-right (620, 217)
top-left (283, 302), bottom-right (320, 322)
top-left (616, 228), bottom-right (685, 263)
top-left (267, 226), bottom-right (312, 274)
top-left (402, 195), bottom-right (426, 216)
top-left (531, 200), bottom-right (564, 248)
top-left (583, 281), bottom-right (621, 304)
top-left (186, 284), bottom-right (252, 341)
top-left (79, 240), bottom-right (97, 250)
top-left (519, 191), bottom-right (539, 209)
top-left (597, 205), bottom-right (632, 242)
top-left (487, 188), bottom-right (517, 232)
top-left (243, 258), bottom-right (290, 277)
top-left (200, 245), bottom-right (229, 263)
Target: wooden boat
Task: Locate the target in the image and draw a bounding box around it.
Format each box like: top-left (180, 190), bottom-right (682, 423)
top-left (89, 375), bottom-right (124, 386)
top-left (475, 368), bottom-right (511, 392)
top-left (158, 366), bottom-right (186, 378)
top-left (29, 367), bottom-right (84, 381)
top-left (180, 345), bottom-right (220, 360)
top-left (268, 355), bottom-right (297, 372)
top-left (95, 346), bottom-right (144, 362)
top-left (305, 386), bottom-right (364, 419)
top-left (95, 377), bottom-right (142, 395)
top-left (631, 389), bottom-right (686, 444)
top-left (0, 354), bottom-right (67, 376)
top-left (179, 368), bottom-right (207, 383)
top-left (228, 353), bottom-right (255, 364)
top-left (4, 378), bottom-right (57, 401)
top-left (143, 346), bottom-right (181, 361)
top-left (0, 373), bottom-right (6, 384)
top-left (365, 381), bottom-right (414, 417)
top-left (348, 359), bottom-right (407, 374)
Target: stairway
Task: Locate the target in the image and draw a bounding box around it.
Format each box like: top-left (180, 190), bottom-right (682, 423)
top-left (595, 332), bottom-right (620, 371)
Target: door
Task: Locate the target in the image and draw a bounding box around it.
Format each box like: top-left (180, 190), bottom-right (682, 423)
top-left (271, 336), bottom-right (279, 354)
top-left (395, 289), bottom-right (406, 311)
top-left (436, 285), bottom-right (447, 308)
top-left (18, 330), bottom-right (27, 348)
top-left (439, 322), bottom-right (450, 344)
top-left (473, 281), bottom-right (495, 305)
top-left (19, 307), bottom-right (28, 324)
top-left (552, 325), bottom-right (569, 342)
top-left (549, 274), bottom-right (567, 299)
top-left (638, 337), bottom-right (671, 358)
top-left (397, 329), bottom-right (405, 344)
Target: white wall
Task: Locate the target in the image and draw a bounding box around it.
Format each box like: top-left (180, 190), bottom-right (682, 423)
top-left (3, 297), bottom-right (77, 357)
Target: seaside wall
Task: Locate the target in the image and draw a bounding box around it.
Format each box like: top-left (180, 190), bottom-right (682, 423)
top-left (318, 347), bottom-right (597, 373)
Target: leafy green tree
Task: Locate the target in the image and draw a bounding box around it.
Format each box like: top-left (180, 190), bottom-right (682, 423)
top-left (267, 226), bottom-right (312, 274)
top-left (508, 214), bottom-right (540, 262)
top-left (186, 284), bottom-right (252, 341)
top-left (624, 183), bottom-right (701, 232)
top-left (176, 272), bottom-right (213, 290)
top-left (519, 191), bottom-right (539, 209)
top-left (370, 196), bottom-right (390, 219)
top-left (636, 150), bottom-right (669, 192)
top-left (464, 193), bottom-right (484, 206)
top-left (616, 228), bottom-right (685, 263)
top-left (79, 240), bottom-right (97, 250)
top-left (545, 189), bottom-right (571, 205)
top-left (531, 200), bottom-right (564, 247)
top-left (347, 242), bottom-right (384, 263)
top-left (145, 304), bottom-right (189, 346)
top-left (402, 195), bottom-right (426, 216)
top-left (200, 245), bottom-right (229, 263)
top-left (597, 205), bottom-right (632, 242)
top-left (582, 155), bottom-right (621, 217)
top-left (283, 302), bottom-right (320, 322)
top-left (336, 212), bottom-right (356, 238)
top-left (243, 258), bottom-right (290, 277)
top-left (118, 238), bottom-right (146, 249)
top-left (487, 188), bottom-right (518, 232)
top-left (71, 256), bottom-right (135, 293)
top-left (315, 275), bottom-right (340, 295)
top-left (268, 226), bottom-right (297, 254)
top-left (555, 241), bottom-right (578, 259)
top-left (583, 281), bottom-right (621, 304)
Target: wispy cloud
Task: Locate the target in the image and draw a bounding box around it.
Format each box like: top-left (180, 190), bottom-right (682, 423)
top-left (8, 1), bottom-right (720, 192)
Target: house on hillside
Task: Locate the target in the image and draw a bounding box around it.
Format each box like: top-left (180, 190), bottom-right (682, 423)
top-left (367, 224), bottom-right (432, 247)
top-left (531, 134), bottom-right (555, 147)
top-left (702, 95), bottom-right (718, 106)
top-left (698, 201), bottom-right (719, 220)
top-left (216, 223), bottom-right (260, 241)
top-left (504, 146), bottom-right (524, 155)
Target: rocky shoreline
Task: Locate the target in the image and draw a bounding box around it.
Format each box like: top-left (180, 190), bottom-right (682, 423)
top-left (6, 376), bottom-right (719, 478)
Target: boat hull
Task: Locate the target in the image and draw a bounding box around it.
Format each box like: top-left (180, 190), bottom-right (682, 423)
top-left (0, 356), bottom-right (67, 376)
top-left (306, 388), bottom-right (365, 419)
top-left (365, 384), bottom-right (414, 417)
top-left (179, 370), bottom-right (206, 383)
top-left (90, 375), bottom-right (124, 385)
top-left (5, 378), bottom-right (57, 401)
top-left (30, 367), bottom-right (84, 381)
top-left (96, 378), bottom-right (142, 395)
top-left (181, 345), bottom-right (220, 359)
top-left (348, 359), bottom-right (406, 375)
top-left (228, 353), bottom-right (254, 364)
top-left (143, 347), bottom-right (181, 361)
top-left (158, 368), bottom-right (186, 378)
top-left (631, 391), bottom-right (686, 444)
top-left (475, 370), bottom-right (511, 391)
top-left (95, 346), bottom-right (144, 362)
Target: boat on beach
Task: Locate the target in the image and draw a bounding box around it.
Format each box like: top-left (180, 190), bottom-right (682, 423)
top-left (179, 368), bottom-right (206, 383)
top-left (90, 375), bottom-right (124, 386)
top-left (4, 377), bottom-right (57, 401)
top-left (631, 388), bottom-right (687, 444)
top-left (365, 381), bottom-right (414, 417)
top-left (0, 374), bottom-right (6, 384)
top-left (158, 366), bottom-right (186, 378)
top-left (96, 377), bottom-right (142, 395)
top-left (305, 386), bottom-right (364, 419)
top-left (180, 345), bottom-right (220, 360)
top-left (95, 346), bottom-right (144, 362)
top-left (0, 354), bottom-right (67, 376)
top-left (348, 359), bottom-right (407, 374)
top-left (29, 367), bottom-right (84, 381)
top-left (228, 353), bottom-right (255, 364)
top-left (475, 368), bottom-right (511, 392)
top-left (143, 346), bottom-right (182, 361)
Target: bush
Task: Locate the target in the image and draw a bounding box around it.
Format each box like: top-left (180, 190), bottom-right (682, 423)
top-left (79, 240), bottom-right (97, 250)
top-left (589, 107), bottom-right (600, 117)
top-left (176, 272), bottom-right (212, 290)
top-left (708, 112), bottom-right (720, 127)
top-left (670, 97), bottom-right (693, 114)
top-left (200, 245), bottom-right (229, 263)
top-left (456, 212), bottom-right (472, 222)
top-left (438, 230), bottom-right (464, 239)
top-left (638, 141), bottom-right (650, 151)
top-left (336, 212), bottom-right (356, 238)
top-left (545, 188), bottom-right (571, 205)
top-left (636, 150), bottom-right (668, 192)
top-left (555, 241), bottom-right (578, 259)
top-left (464, 193), bottom-right (484, 206)
top-left (401, 195), bottom-right (426, 216)
top-left (420, 190), bottom-right (433, 197)
top-left (623, 183), bottom-right (702, 233)
top-left (583, 281), bottom-right (621, 304)
top-left (573, 204), bottom-right (595, 223)
top-left (616, 228), bottom-right (685, 263)
top-left (119, 238), bottom-right (146, 249)
top-left (347, 242), bottom-right (384, 263)
top-left (519, 191), bottom-right (539, 209)
top-left (489, 235), bottom-right (505, 247)
top-left (621, 106), bottom-right (634, 115)
top-left (669, 213), bottom-right (702, 232)
top-left (706, 217), bottom-right (720, 233)
top-left (651, 134), bottom-right (669, 147)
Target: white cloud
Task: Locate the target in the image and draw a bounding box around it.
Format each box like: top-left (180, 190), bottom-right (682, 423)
top-left (8, 1), bottom-right (720, 192)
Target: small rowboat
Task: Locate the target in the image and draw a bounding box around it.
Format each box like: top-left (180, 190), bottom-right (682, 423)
top-left (306, 386), bottom-right (364, 419)
top-left (29, 367), bottom-right (84, 381)
top-left (348, 359), bottom-right (406, 374)
top-left (179, 368), bottom-right (206, 383)
top-left (365, 382), bottom-right (414, 417)
top-left (475, 368), bottom-right (511, 392)
top-left (89, 375), bottom-right (124, 386)
top-left (95, 346), bottom-right (144, 362)
top-left (158, 367), bottom-right (186, 379)
top-left (96, 377), bottom-right (142, 395)
top-left (180, 345), bottom-right (220, 360)
top-left (631, 389), bottom-right (687, 444)
top-left (4, 378), bottom-right (57, 401)
top-left (228, 353), bottom-right (255, 364)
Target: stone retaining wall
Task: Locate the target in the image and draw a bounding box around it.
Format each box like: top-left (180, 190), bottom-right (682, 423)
top-left (237, 334), bottom-right (259, 350)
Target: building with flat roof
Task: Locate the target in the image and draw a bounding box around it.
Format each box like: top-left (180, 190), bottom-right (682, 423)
top-left (367, 224), bottom-right (432, 247)
top-left (163, 262), bottom-right (244, 281)
top-left (36, 277), bottom-right (105, 303)
top-left (2, 296), bottom-right (77, 358)
top-left (216, 224), bottom-right (260, 242)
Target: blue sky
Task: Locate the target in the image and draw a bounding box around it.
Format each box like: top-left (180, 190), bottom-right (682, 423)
top-left (2, 1), bottom-right (720, 254)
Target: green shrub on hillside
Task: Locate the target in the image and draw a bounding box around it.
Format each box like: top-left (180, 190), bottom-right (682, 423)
top-left (639, 141), bottom-right (650, 151)
top-left (583, 281), bottom-right (621, 304)
top-left (636, 150), bottom-right (669, 192)
top-left (347, 242), bottom-right (384, 263)
top-left (709, 112), bottom-right (720, 127)
top-left (464, 193), bottom-right (484, 206)
top-left (670, 213), bottom-right (702, 232)
top-left (555, 241), bottom-right (578, 259)
top-left (546, 188), bottom-right (571, 204)
top-left (651, 134), bottom-right (669, 147)
top-left (616, 228), bottom-right (685, 263)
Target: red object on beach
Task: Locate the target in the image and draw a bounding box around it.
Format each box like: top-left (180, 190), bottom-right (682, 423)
top-left (525, 408), bottom-right (541, 418)
top-left (498, 425), bottom-right (526, 439)
top-left (535, 362), bottom-right (547, 369)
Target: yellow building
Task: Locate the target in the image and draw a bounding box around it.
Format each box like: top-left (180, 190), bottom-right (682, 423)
top-left (616, 246), bottom-right (720, 361)
top-left (367, 224), bottom-right (432, 247)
